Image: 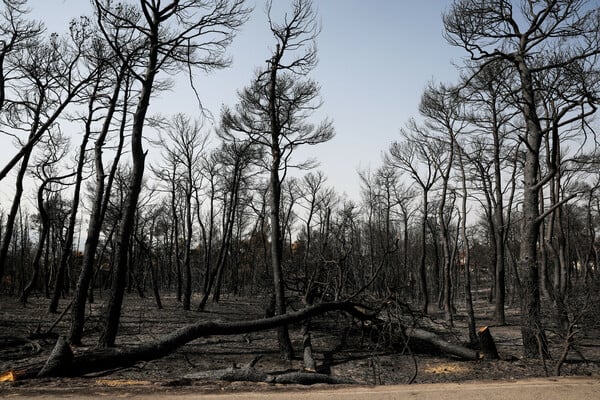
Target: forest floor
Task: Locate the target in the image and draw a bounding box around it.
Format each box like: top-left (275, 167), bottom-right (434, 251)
top-left (1, 290), bottom-right (599, 397)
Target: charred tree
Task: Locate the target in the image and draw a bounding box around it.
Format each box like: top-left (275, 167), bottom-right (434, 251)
top-left (94, 0), bottom-right (249, 347)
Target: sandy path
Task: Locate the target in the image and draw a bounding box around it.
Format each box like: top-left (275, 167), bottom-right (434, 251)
top-left (2, 377), bottom-right (598, 399)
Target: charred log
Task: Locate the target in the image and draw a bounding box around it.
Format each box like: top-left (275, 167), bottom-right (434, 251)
top-left (183, 367), bottom-right (355, 385)
top-left (403, 327), bottom-right (480, 360)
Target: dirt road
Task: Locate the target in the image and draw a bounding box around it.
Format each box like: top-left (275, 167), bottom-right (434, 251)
top-left (2, 377), bottom-right (598, 399)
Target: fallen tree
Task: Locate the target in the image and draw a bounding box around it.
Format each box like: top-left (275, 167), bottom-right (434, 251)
top-left (3, 300), bottom-right (482, 382)
top-left (181, 356), bottom-right (357, 385)
top-left (6, 301), bottom-right (379, 380)
top-left (405, 327), bottom-right (479, 360)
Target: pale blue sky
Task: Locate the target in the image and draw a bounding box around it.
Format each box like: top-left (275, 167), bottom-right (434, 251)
top-left (5, 0), bottom-right (463, 204)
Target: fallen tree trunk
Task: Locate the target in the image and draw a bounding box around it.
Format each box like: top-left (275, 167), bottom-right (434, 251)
top-left (7, 301), bottom-right (378, 380)
top-left (270, 371), bottom-right (356, 385)
top-left (182, 369), bottom-right (355, 385)
top-left (405, 327), bottom-right (480, 360)
top-left (183, 365), bottom-right (355, 385)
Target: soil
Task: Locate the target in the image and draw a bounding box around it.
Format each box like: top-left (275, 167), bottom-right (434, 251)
top-left (1, 291), bottom-right (599, 396)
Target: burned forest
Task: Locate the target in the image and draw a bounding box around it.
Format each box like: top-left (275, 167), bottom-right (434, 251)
top-left (1, 0), bottom-right (600, 393)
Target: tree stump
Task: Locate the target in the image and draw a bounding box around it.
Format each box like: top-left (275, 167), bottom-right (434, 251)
top-left (477, 326), bottom-right (499, 360)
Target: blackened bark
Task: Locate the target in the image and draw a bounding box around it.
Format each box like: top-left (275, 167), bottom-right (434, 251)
top-left (492, 105), bottom-right (506, 325)
top-left (68, 69), bottom-right (128, 345)
top-left (20, 177), bottom-right (54, 304)
top-left (48, 92), bottom-right (95, 314)
top-left (268, 45), bottom-right (293, 360)
top-left (458, 152), bottom-right (477, 344)
top-left (98, 19), bottom-right (159, 346)
top-left (182, 189), bottom-right (193, 311)
top-left (169, 167), bottom-right (183, 303)
top-left (212, 159), bottom-right (243, 303)
top-left (0, 142), bottom-right (33, 286)
top-left (477, 326), bottom-right (499, 360)
top-left (516, 57), bottom-right (548, 358)
top-left (419, 191), bottom-right (429, 314)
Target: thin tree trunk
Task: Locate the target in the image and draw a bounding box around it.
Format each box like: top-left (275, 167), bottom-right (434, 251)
top-left (419, 191), bottom-right (429, 314)
top-left (49, 91), bottom-right (95, 314)
top-left (21, 178), bottom-right (54, 304)
top-left (516, 58), bottom-right (548, 358)
top-left (492, 108), bottom-right (506, 325)
top-left (213, 168), bottom-right (242, 303)
top-left (301, 290), bottom-right (316, 372)
top-left (169, 172), bottom-right (183, 303)
top-left (0, 134), bottom-right (35, 287)
top-left (98, 22), bottom-right (159, 346)
top-left (268, 45), bottom-right (293, 360)
top-left (68, 72), bottom-right (128, 345)
top-left (182, 188), bottom-right (193, 311)
top-left (458, 150), bottom-right (477, 344)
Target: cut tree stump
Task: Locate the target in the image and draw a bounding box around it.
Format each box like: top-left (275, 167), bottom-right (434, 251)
top-left (477, 326), bottom-right (499, 360)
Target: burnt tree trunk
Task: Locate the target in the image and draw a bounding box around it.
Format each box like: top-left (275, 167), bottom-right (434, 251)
top-left (68, 71), bottom-right (128, 345)
top-left (21, 177), bottom-right (55, 304)
top-left (0, 138), bottom-right (33, 288)
top-left (98, 24), bottom-right (158, 347)
top-left (404, 327), bottom-right (479, 361)
top-left (48, 89), bottom-right (94, 314)
top-left (477, 326), bottom-right (499, 360)
top-left (268, 45), bottom-right (293, 360)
